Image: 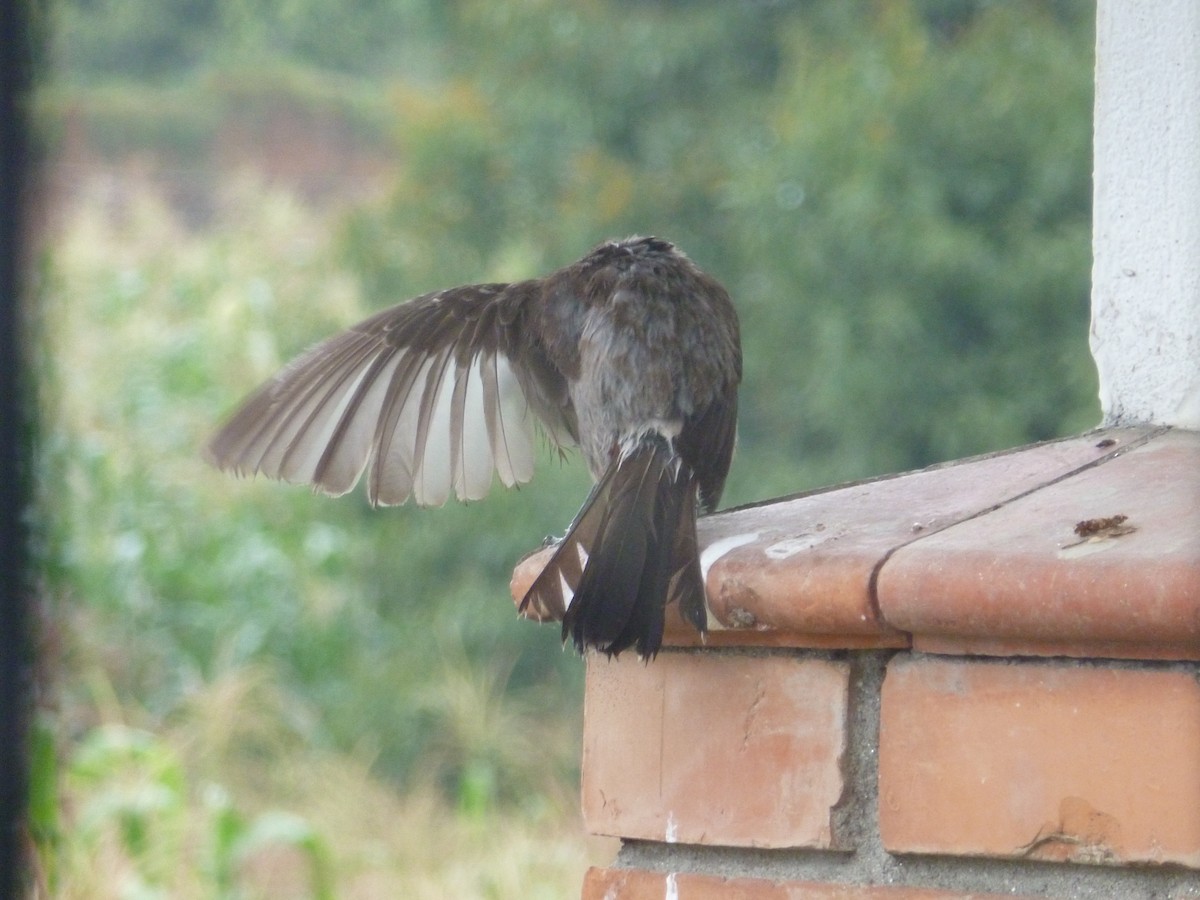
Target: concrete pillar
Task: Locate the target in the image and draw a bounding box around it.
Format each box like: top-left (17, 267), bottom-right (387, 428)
top-left (1091, 1), bottom-right (1200, 429)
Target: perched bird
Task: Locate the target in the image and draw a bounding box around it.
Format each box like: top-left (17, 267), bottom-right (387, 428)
top-left (206, 236), bottom-right (741, 657)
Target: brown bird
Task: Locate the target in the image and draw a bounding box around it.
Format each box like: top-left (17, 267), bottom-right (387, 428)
top-left (206, 236), bottom-right (741, 657)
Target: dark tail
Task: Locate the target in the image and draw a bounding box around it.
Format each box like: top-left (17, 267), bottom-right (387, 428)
top-left (519, 433), bottom-right (707, 658)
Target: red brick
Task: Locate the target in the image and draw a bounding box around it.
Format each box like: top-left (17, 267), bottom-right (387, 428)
top-left (582, 867), bottom-right (1029, 899)
top-left (878, 429), bottom-right (1200, 661)
top-left (879, 657), bottom-right (1200, 868)
top-left (582, 652), bottom-right (848, 848)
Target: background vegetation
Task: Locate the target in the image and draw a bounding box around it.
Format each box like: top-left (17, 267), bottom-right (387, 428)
top-left (30, 1), bottom-right (1098, 896)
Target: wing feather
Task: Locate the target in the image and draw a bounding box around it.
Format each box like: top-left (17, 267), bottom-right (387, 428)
top-left (411, 346), bottom-right (455, 506)
top-left (370, 352), bottom-right (432, 506)
top-left (209, 330), bottom-right (375, 478)
top-left (449, 356), bottom-right (497, 501)
top-left (207, 282), bottom-right (571, 507)
top-left (309, 349), bottom-right (402, 495)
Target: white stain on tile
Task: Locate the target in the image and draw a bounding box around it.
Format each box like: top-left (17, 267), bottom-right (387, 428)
top-left (764, 529), bottom-right (833, 559)
top-left (699, 532), bottom-right (760, 582)
top-left (665, 811), bottom-right (679, 843)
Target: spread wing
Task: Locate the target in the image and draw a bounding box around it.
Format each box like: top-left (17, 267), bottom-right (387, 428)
top-left (205, 281), bottom-right (574, 507)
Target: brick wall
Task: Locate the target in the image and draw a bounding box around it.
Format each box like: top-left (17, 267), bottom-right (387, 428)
top-left (513, 427), bottom-right (1200, 898)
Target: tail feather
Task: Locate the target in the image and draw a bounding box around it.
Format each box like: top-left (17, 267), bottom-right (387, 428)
top-left (599, 456), bottom-right (689, 656)
top-left (519, 434), bottom-right (707, 657)
top-left (668, 484), bottom-right (708, 636)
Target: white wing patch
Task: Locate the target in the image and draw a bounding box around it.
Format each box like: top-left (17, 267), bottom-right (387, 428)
top-left (412, 349), bottom-right (456, 506)
top-left (452, 354), bottom-right (495, 502)
top-left (311, 353), bottom-right (403, 496)
top-left (370, 353), bottom-right (430, 505)
top-left (479, 353), bottom-right (535, 489)
top-left (368, 349), bottom-right (537, 507)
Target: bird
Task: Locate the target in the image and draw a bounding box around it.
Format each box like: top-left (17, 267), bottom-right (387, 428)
top-left (206, 236), bottom-right (741, 658)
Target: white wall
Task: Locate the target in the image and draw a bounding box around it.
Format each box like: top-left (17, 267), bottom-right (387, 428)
top-left (1091, 1), bottom-right (1200, 429)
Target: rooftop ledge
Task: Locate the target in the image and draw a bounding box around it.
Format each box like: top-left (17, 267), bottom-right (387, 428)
top-left (511, 426), bottom-right (1200, 662)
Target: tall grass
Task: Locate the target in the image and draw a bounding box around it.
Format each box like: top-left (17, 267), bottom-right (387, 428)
top-left (32, 174), bottom-right (603, 897)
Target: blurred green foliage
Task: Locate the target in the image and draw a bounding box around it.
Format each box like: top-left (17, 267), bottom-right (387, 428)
top-left (34, 0), bottom-right (1099, 893)
top-left (63, 723), bottom-right (333, 899)
top-left (328, 0), bottom-right (1100, 497)
top-left (36, 188), bottom-right (584, 797)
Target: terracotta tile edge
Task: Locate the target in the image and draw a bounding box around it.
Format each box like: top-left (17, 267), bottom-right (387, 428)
top-left (510, 427), bottom-right (1177, 654)
top-left (876, 427), bottom-right (1198, 660)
